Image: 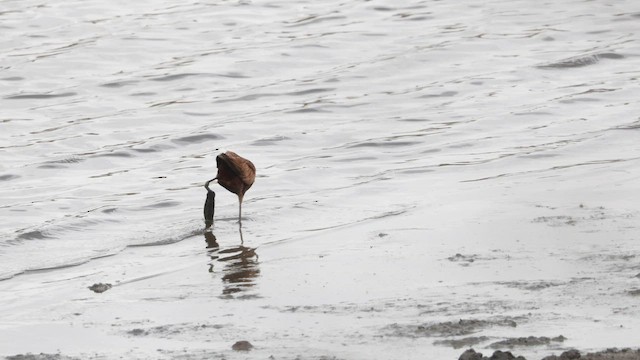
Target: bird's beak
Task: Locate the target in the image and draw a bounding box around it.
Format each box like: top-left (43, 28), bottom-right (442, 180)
top-left (204, 177), bottom-right (217, 191)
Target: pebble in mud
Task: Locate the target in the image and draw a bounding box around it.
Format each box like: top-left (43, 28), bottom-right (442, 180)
top-left (232, 340), bottom-right (253, 351)
top-left (88, 283), bottom-right (112, 293)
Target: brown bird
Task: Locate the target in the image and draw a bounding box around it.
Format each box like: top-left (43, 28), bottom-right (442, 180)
top-left (209, 151), bottom-right (255, 224)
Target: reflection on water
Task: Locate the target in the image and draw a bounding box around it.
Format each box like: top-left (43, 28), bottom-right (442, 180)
top-left (204, 229), bottom-right (259, 298)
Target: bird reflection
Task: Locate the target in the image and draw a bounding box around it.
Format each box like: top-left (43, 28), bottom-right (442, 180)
top-left (203, 228), bottom-right (260, 298)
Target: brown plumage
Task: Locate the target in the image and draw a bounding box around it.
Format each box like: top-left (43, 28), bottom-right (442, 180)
top-left (214, 151), bottom-right (255, 223)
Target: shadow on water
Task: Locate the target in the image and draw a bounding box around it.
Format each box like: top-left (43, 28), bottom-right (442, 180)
top-left (203, 229), bottom-right (260, 298)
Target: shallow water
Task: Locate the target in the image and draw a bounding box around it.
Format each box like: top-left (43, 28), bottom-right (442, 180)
top-left (1, 0), bottom-right (640, 359)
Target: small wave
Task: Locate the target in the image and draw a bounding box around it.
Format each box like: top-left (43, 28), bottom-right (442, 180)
top-left (142, 201), bottom-right (181, 209)
top-left (347, 140), bottom-right (421, 148)
top-left (0, 174), bottom-right (20, 181)
top-left (419, 91), bottom-right (458, 98)
top-left (100, 80), bottom-right (139, 88)
top-left (93, 151), bottom-right (133, 158)
top-left (286, 15), bottom-right (347, 27)
top-left (537, 53), bottom-right (624, 69)
top-left (128, 227), bottom-right (203, 247)
top-left (38, 157), bottom-right (85, 169)
top-left (172, 133), bottom-right (224, 144)
top-left (131, 147), bottom-right (160, 153)
top-left (286, 107), bottom-right (329, 113)
top-left (214, 93), bottom-right (278, 103)
top-left (4, 92), bottom-right (77, 99)
top-left (251, 136), bottom-right (290, 146)
top-left (287, 88), bottom-right (335, 96)
top-left (150, 73), bottom-right (207, 82)
top-left (614, 119), bottom-right (640, 130)
top-left (15, 230), bottom-right (50, 241)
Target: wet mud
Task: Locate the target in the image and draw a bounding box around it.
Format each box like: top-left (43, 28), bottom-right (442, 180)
top-left (489, 336), bottom-right (567, 349)
top-left (125, 323), bottom-right (225, 338)
top-left (435, 337), bottom-right (492, 349)
top-left (4, 355), bottom-right (79, 360)
top-left (385, 318), bottom-right (518, 338)
top-left (459, 348), bottom-right (640, 360)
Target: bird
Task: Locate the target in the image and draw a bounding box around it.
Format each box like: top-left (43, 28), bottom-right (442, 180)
top-left (207, 151), bottom-right (255, 224)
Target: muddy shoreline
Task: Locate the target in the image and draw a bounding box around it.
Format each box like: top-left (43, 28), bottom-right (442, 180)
top-left (460, 348), bottom-right (640, 360)
top-left (6, 347), bottom-right (640, 360)
top-left (2, 199), bottom-right (640, 360)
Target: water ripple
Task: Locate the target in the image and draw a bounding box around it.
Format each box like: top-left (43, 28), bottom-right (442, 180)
top-left (5, 92), bottom-right (77, 99)
top-left (537, 53), bottom-right (624, 69)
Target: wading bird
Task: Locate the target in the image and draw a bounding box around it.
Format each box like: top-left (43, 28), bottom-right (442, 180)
top-left (206, 151), bottom-right (255, 225)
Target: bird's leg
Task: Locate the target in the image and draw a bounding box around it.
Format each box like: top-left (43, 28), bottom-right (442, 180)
top-left (238, 194), bottom-right (243, 227)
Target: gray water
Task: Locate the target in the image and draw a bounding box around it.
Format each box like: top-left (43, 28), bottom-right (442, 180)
top-left (1, 0), bottom-right (640, 358)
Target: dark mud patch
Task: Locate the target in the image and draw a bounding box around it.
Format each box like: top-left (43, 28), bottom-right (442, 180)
top-left (418, 300), bottom-right (519, 317)
top-left (127, 328), bottom-right (148, 336)
top-left (125, 323), bottom-right (225, 338)
top-left (533, 215), bottom-right (578, 226)
top-left (532, 204), bottom-right (630, 228)
top-left (434, 336), bottom-right (490, 349)
top-left (498, 280), bottom-right (565, 291)
top-left (5, 355), bottom-right (79, 360)
top-left (489, 335), bottom-right (566, 348)
top-left (88, 283), bottom-right (112, 293)
top-left (626, 289), bottom-right (640, 296)
top-left (385, 317), bottom-right (517, 338)
top-left (154, 349), bottom-right (227, 360)
top-left (460, 348), bottom-right (640, 360)
top-left (447, 253), bottom-right (503, 266)
top-left (448, 253), bottom-right (479, 266)
top-left (542, 348), bottom-right (640, 360)
top-left (264, 303), bottom-right (388, 315)
top-left (541, 349), bottom-right (581, 360)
